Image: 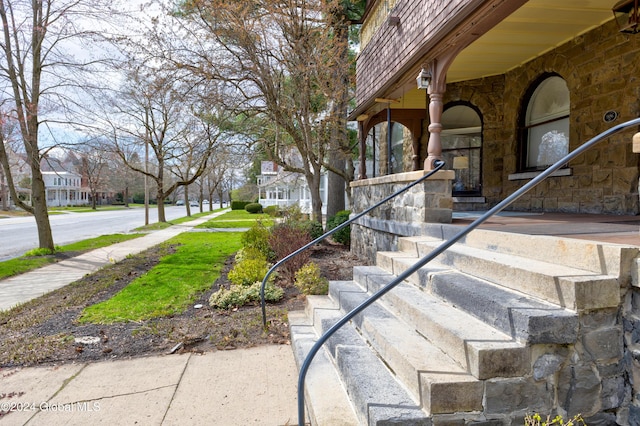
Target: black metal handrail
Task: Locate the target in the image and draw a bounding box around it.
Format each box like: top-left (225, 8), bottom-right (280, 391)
top-left (296, 117), bottom-right (640, 426)
top-left (260, 160), bottom-right (446, 327)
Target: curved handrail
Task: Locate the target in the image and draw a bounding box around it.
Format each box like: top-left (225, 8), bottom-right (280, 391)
top-left (260, 160), bottom-right (446, 327)
top-left (296, 117), bottom-right (640, 425)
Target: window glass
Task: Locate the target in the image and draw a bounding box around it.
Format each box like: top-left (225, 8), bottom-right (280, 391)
top-left (390, 123), bottom-right (405, 174)
top-left (442, 105), bottom-right (482, 195)
top-left (524, 76), bottom-right (570, 169)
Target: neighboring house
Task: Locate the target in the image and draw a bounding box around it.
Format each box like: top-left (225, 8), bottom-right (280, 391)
top-left (289, 2), bottom-right (640, 425)
top-left (41, 170), bottom-right (88, 207)
top-left (257, 160), bottom-right (328, 215)
top-left (40, 150), bottom-right (90, 207)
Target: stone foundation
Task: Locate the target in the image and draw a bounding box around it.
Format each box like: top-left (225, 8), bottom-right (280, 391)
top-left (350, 170), bottom-right (453, 263)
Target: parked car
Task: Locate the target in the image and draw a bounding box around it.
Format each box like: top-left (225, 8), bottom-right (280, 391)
top-left (176, 200), bottom-right (185, 206)
top-left (189, 200), bottom-right (199, 207)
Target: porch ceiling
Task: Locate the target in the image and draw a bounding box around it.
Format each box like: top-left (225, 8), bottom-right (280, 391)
top-left (446, 0), bottom-right (616, 84)
top-left (370, 0), bottom-right (620, 113)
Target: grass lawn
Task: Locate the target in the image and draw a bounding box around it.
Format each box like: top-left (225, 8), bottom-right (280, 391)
top-left (0, 234), bottom-right (144, 280)
top-left (79, 232), bottom-right (243, 323)
top-left (198, 209), bottom-right (274, 228)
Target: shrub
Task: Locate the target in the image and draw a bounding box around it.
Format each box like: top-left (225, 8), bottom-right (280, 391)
top-left (269, 222), bottom-right (312, 283)
top-left (227, 257), bottom-right (273, 287)
top-left (295, 262), bottom-right (329, 295)
top-left (241, 221), bottom-right (273, 260)
top-left (245, 202), bottom-right (263, 214)
top-left (209, 281), bottom-right (283, 309)
top-left (234, 246), bottom-right (266, 263)
top-left (231, 201), bottom-right (251, 210)
top-left (280, 204), bottom-right (305, 222)
top-left (327, 210), bottom-right (351, 246)
top-left (263, 205), bottom-right (279, 217)
top-left (300, 220), bottom-right (324, 240)
top-left (524, 414), bottom-right (585, 426)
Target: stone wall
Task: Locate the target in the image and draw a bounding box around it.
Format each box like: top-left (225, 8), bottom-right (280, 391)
top-left (350, 170), bottom-right (453, 263)
top-left (439, 19), bottom-right (640, 215)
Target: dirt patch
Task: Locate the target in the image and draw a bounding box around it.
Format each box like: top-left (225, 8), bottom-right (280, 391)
top-left (0, 240), bottom-right (367, 368)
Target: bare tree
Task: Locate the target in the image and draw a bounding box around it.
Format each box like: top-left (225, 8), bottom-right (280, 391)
top-left (0, 0), bottom-right (121, 250)
top-left (162, 0), bottom-right (354, 223)
top-left (104, 67), bottom-right (228, 222)
top-left (76, 139), bottom-right (110, 209)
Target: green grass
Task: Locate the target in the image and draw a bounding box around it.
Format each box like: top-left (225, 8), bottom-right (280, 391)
top-left (0, 234), bottom-right (144, 280)
top-left (198, 209), bottom-right (274, 228)
top-left (79, 232), bottom-right (243, 323)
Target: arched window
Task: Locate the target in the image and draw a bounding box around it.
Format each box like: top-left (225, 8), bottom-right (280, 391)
top-left (441, 104), bottom-right (482, 196)
top-left (521, 75), bottom-right (570, 171)
top-left (390, 122), bottom-right (406, 174)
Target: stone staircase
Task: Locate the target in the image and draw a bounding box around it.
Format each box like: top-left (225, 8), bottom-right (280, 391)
top-left (289, 227), bottom-right (639, 425)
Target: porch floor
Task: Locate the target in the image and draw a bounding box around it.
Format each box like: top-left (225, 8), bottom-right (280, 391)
top-left (452, 211), bottom-right (640, 247)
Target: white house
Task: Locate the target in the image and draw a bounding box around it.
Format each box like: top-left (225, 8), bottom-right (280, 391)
top-left (42, 170), bottom-right (89, 207)
top-left (257, 161), bottom-right (328, 215)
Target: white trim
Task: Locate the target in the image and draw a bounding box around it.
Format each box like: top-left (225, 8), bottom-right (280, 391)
top-left (508, 168), bottom-right (572, 181)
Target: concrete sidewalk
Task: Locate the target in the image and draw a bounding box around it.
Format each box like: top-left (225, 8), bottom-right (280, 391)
top-left (0, 210), bottom-right (302, 425)
top-left (0, 346), bottom-right (299, 426)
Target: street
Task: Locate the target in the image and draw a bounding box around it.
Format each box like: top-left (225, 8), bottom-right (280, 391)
top-left (0, 206), bottom-right (207, 261)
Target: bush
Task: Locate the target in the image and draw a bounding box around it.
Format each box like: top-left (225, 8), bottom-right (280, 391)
top-left (263, 205), bottom-right (279, 217)
top-left (269, 222), bottom-right (312, 283)
top-left (209, 281), bottom-right (283, 309)
top-left (300, 220), bottom-right (324, 240)
top-left (326, 210), bottom-right (351, 246)
top-left (227, 257), bottom-right (273, 287)
top-left (294, 262), bottom-right (329, 295)
top-left (234, 247), bottom-right (266, 263)
top-left (245, 202), bottom-right (263, 214)
top-left (231, 201), bottom-right (251, 210)
top-left (524, 414), bottom-right (585, 426)
top-left (241, 221), bottom-right (273, 260)
top-left (280, 204), bottom-right (306, 222)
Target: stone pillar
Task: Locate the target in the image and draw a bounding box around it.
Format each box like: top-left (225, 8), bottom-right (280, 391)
top-left (350, 170), bottom-right (454, 263)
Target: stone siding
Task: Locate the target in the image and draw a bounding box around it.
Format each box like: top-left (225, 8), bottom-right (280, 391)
top-left (439, 19), bottom-right (640, 215)
top-left (350, 170), bottom-right (453, 263)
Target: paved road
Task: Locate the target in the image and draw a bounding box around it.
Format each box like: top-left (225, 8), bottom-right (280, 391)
top-left (0, 206), bottom-right (207, 261)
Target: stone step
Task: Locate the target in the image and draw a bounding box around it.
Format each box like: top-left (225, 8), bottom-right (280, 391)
top-left (293, 303), bottom-right (431, 424)
top-left (306, 287), bottom-right (483, 415)
top-left (288, 311), bottom-right (359, 426)
top-left (416, 225), bottom-right (637, 282)
top-left (378, 240), bottom-right (620, 311)
top-left (354, 264), bottom-right (578, 344)
top-left (328, 278), bottom-right (528, 381)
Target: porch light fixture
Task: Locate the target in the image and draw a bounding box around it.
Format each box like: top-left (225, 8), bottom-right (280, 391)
top-left (613, 0), bottom-right (640, 34)
top-left (416, 68), bottom-right (431, 90)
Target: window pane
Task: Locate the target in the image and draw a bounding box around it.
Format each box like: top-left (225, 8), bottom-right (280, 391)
top-left (527, 118), bottom-right (569, 168)
top-left (527, 76), bottom-right (570, 124)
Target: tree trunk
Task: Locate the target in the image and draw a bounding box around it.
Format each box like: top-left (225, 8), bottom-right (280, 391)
top-left (31, 167), bottom-right (54, 251)
top-left (326, 154), bottom-right (345, 219)
top-left (157, 186), bottom-right (166, 222)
